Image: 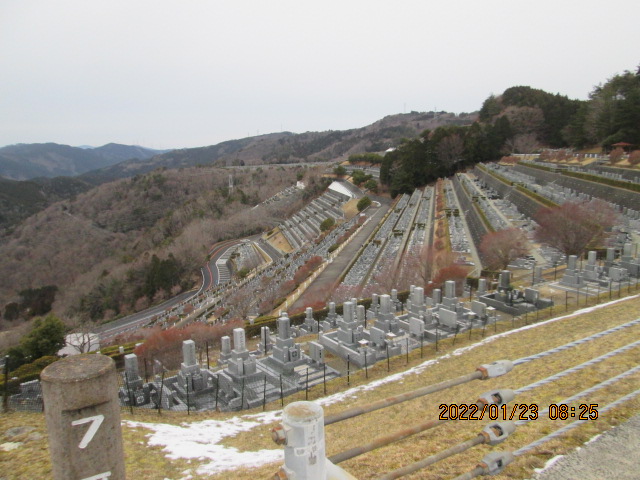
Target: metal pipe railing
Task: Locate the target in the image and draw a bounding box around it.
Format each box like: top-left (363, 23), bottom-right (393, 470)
top-left (382, 437), bottom-right (484, 480)
top-left (329, 417), bottom-right (445, 464)
top-left (329, 390), bottom-right (515, 465)
top-left (324, 361), bottom-right (512, 427)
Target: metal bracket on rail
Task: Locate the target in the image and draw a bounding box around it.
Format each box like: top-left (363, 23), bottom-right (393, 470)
top-left (476, 360), bottom-right (514, 379)
top-left (477, 451), bottom-right (515, 475)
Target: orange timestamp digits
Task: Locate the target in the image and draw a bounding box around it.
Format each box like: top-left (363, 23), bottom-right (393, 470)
top-left (438, 403), bottom-right (539, 421)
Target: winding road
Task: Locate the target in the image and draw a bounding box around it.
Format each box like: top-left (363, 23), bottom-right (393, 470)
top-left (98, 238), bottom-right (244, 342)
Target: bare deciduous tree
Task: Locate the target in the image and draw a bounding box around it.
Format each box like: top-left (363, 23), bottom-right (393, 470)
top-left (534, 200), bottom-right (617, 256)
top-left (436, 134), bottom-right (464, 168)
top-left (609, 147), bottom-right (624, 164)
top-left (480, 228), bottom-right (530, 271)
top-left (505, 133), bottom-right (540, 154)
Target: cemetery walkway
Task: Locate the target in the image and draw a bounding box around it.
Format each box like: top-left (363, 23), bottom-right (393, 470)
top-left (290, 197), bottom-right (391, 310)
top-left (533, 413), bottom-right (640, 480)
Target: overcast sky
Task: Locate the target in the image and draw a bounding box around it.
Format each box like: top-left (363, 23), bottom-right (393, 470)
top-left (1, 0), bottom-right (638, 150)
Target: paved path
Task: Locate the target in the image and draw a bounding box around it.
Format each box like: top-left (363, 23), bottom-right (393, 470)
top-left (290, 197), bottom-right (391, 310)
top-left (531, 414), bottom-right (640, 480)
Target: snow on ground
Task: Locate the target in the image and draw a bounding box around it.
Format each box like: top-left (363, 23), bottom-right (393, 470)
top-left (533, 454), bottom-right (565, 474)
top-left (127, 295), bottom-right (638, 477)
top-left (126, 410), bottom-right (283, 477)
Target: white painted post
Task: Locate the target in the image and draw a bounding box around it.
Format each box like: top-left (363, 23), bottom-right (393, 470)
top-left (272, 401), bottom-right (358, 479)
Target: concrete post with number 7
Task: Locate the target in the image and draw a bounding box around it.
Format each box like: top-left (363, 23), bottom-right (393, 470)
top-left (41, 354), bottom-right (126, 480)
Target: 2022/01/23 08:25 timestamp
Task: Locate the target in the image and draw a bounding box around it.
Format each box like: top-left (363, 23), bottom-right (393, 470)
top-left (438, 403), bottom-right (599, 421)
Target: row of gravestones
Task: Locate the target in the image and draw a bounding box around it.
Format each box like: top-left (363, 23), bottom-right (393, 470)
top-left (481, 165), bottom-right (640, 257)
top-left (342, 195), bottom-right (411, 286)
top-left (120, 278), bottom-right (532, 409)
top-left (9, 278), bottom-right (552, 413)
top-left (515, 162), bottom-right (640, 214)
top-left (511, 163), bottom-right (640, 222)
top-left (561, 245), bottom-right (639, 287)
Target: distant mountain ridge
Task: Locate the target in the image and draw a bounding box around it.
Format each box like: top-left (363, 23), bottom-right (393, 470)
top-left (79, 111), bottom-right (476, 184)
top-left (0, 142), bottom-right (169, 180)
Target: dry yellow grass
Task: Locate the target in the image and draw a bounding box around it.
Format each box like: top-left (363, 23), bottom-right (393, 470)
top-left (266, 227), bottom-right (293, 253)
top-left (2, 293), bottom-right (639, 479)
top-left (216, 293), bottom-right (640, 479)
top-left (342, 198), bottom-right (361, 219)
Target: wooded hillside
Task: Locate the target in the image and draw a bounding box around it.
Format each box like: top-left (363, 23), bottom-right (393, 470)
top-left (0, 164), bottom-right (323, 325)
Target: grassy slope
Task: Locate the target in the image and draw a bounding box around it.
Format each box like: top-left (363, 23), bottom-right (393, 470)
top-left (1, 293), bottom-right (639, 479)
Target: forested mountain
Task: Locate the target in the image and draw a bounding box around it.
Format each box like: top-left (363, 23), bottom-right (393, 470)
top-left (0, 164), bottom-right (325, 324)
top-left (0, 143), bottom-right (167, 180)
top-left (0, 176), bottom-right (93, 234)
top-left (563, 67), bottom-right (640, 148)
top-left (380, 66), bottom-right (640, 197)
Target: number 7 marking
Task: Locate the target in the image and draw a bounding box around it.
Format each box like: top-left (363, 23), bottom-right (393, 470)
top-left (71, 415), bottom-right (104, 449)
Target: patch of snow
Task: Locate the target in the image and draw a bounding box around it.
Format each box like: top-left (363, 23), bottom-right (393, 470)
top-left (0, 442), bottom-right (23, 451)
top-left (126, 410), bottom-right (283, 476)
top-left (585, 433), bottom-right (603, 445)
top-left (534, 454), bottom-right (564, 473)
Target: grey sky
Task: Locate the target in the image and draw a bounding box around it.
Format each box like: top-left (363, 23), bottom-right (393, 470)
top-left (1, 0), bottom-right (638, 150)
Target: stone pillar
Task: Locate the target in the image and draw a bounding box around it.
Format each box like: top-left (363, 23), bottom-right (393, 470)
top-left (588, 251), bottom-right (597, 266)
top-left (534, 266), bottom-right (542, 283)
top-left (444, 280), bottom-right (456, 299)
top-left (478, 278), bottom-right (487, 295)
top-left (412, 287), bottom-right (424, 307)
top-left (606, 248), bottom-right (615, 263)
top-left (277, 316), bottom-right (291, 340)
top-left (41, 355), bottom-right (125, 480)
top-left (343, 301), bottom-right (354, 322)
top-left (371, 294), bottom-right (378, 309)
top-left (233, 328), bottom-right (247, 353)
top-left (124, 354), bottom-right (139, 381)
top-left (182, 340), bottom-right (197, 367)
top-left (356, 305), bottom-right (365, 324)
top-left (568, 255), bottom-right (578, 271)
top-left (260, 326), bottom-right (271, 353)
top-left (380, 295), bottom-right (391, 315)
top-left (499, 270), bottom-right (511, 289)
top-left (221, 336), bottom-right (231, 355)
top-left (432, 289), bottom-right (442, 305)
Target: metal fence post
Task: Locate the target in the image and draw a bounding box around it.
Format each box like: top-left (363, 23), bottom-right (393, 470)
top-left (158, 370), bottom-right (165, 415)
top-left (214, 376), bottom-right (219, 411)
top-left (186, 375), bottom-right (190, 415)
top-left (40, 354), bottom-right (126, 480)
top-left (124, 371), bottom-right (134, 415)
top-left (323, 364), bottom-right (327, 395)
top-left (280, 374), bottom-right (284, 407)
top-left (406, 338), bottom-right (409, 364)
top-left (347, 355), bottom-right (350, 386)
top-left (3, 355), bottom-right (9, 412)
top-left (263, 375), bottom-right (267, 411)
